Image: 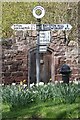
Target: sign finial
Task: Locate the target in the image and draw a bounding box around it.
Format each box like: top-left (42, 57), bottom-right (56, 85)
top-left (33, 6), bottom-right (45, 19)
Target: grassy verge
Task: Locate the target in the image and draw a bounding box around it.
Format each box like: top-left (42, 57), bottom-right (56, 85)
top-left (2, 101), bottom-right (79, 120)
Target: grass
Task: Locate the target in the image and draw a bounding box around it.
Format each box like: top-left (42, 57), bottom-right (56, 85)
top-left (2, 101), bottom-right (79, 120)
top-left (1, 83), bottom-right (80, 119)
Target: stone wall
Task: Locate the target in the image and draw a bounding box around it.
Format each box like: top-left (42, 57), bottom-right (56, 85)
top-left (49, 31), bottom-right (79, 81)
top-left (2, 30), bottom-right (79, 84)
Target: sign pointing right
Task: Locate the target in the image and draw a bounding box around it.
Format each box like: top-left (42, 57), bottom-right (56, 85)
top-left (42, 24), bottom-right (72, 31)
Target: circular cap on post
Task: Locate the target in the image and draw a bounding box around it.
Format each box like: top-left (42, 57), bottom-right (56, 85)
top-left (33, 6), bottom-right (45, 19)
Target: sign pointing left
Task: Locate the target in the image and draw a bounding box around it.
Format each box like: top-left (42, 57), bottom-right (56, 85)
top-left (11, 24), bottom-right (36, 31)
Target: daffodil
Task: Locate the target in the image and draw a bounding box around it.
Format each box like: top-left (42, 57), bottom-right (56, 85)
top-left (20, 81), bottom-right (23, 85)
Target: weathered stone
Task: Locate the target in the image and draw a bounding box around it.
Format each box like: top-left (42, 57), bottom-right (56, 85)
top-left (4, 72), bottom-right (11, 77)
top-left (55, 74), bottom-right (62, 81)
top-left (72, 68), bottom-right (79, 74)
top-left (10, 65), bottom-right (18, 71)
top-left (12, 71), bottom-right (23, 77)
top-left (5, 61), bottom-right (13, 65)
top-left (2, 30), bottom-right (79, 83)
top-left (2, 66), bottom-right (8, 72)
top-left (18, 66), bottom-right (27, 71)
top-left (15, 76), bottom-right (27, 82)
top-left (66, 59), bottom-right (72, 64)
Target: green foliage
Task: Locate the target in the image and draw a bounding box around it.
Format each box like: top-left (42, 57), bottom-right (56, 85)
top-left (2, 83), bottom-right (80, 110)
top-left (2, 85), bottom-right (36, 109)
top-left (2, 2), bottom-right (78, 40)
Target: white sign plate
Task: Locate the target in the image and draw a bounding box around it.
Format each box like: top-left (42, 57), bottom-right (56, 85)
top-left (39, 45), bottom-right (47, 52)
top-left (39, 31), bottom-right (51, 45)
top-left (41, 24), bottom-right (72, 31)
top-left (11, 24), bottom-right (36, 31)
top-left (11, 24), bottom-right (72, 31)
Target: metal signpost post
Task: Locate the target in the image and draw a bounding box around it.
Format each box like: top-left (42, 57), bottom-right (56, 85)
top-left (11, 5), bottom-right (72, 86)
top-left (33, 6), bottom-right (45, 86)
top-left (36, 19), bottom-right (41, 86)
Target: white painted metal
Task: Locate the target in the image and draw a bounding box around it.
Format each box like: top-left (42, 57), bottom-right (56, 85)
top-left (11, 24), bottom-right (36, 31)
top-left (39, 31), bottom-right (51, 45)
top-left (42, 24), bottom-right (72, 31)
top-left (33, 6), bottom-right (45, 19)
top-left (39, 45), bottom-right (47, 52)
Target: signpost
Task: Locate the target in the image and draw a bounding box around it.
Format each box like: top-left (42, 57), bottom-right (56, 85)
top-left (11, 5), bottom-right (72, 86)
top-left (41, 24), bottom-right (72, 31)
top-left (11, 24), bottom-right (36, 31)
top-left (33, 6), bottom-right (45, 86)
top-left (39, 31), bottom-right (51, 45)
top-left (11, 24), bottom-right (72, 31)
top-left (39, 45), bottom-right (47, 53)
top-left (33, 6), bottom-right (45, 19)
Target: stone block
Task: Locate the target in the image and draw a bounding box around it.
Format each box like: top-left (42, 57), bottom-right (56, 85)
top-left (18, 66), bottom-right (27, 71)
top-left (66, 60), bottom-right (72, 64)
top-left (4, 72), bottom-right (11, 77)
top-left (10, 65), bottom-right (18, 71)
top-left (31, 31), bottom-right (36, 36)
top-left (16, 55), bottom-right (25, 60)
top-left (12, 71), bottom-right (23, 77)
top-left (12, 61), bottom-right (23, 66)
top-left (2, 55), bottom-right (6, 59)
top-left (12, 45), bottom-right (18, 50)
top-left (2, 66), bottom-right (8, 72)
top-left (5, 61), bottom-right (13, 65)
top-left (15, 76), bottom-right (27, 83)
top-left (72, 68), bottom-right (79, 74)
top-left (4, 77), bottom-right (12, 84)
top-left (55, 74), bottom-right (62, 81)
